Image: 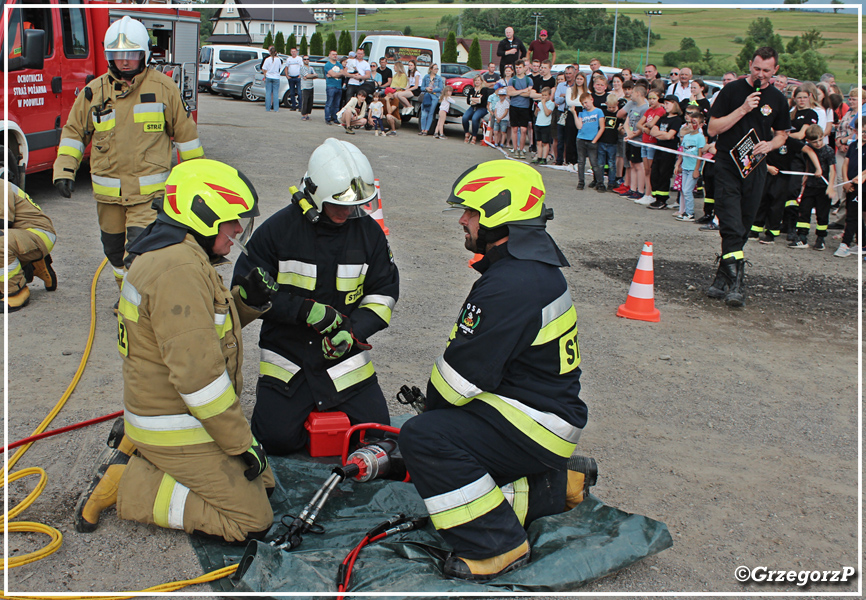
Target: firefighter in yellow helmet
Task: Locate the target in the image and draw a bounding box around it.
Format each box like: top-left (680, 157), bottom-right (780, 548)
top-left (400, 160), bottom-right (597, 581)
top-left (2, 181), bottom-right (58, 312)
top-left (74, 159), bottom-right (278, 543)
top-left (53, 15), bottom-right (204, 309)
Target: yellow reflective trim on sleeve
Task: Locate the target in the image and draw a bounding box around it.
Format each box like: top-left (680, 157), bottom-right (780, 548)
top-left (187, 385), bottom-right (235, 421)
top-left (430, 363), bottom-right (474, 406)
top-left (215, 312), bottom-right (233, 339)
top-left (118, 283), bottom-right (141, 323)
top-left (428, 486), bottom-right (504, 530)
top-left (177, 139), bottom-right (205, 160)
top-left (359, 302), bottom-right (391, 324)
top-left (57, 139), bottom-right (85, 160)
top-left (476, 392), bottom-right (578, 458)
top-left (532, 305), bottom-right (577, 346)
top-left (123, 416), bottom-right (215, 447)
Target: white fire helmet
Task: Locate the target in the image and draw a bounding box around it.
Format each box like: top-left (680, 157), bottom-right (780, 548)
top-left (104, 16), bottom-right (150, 78)
top-left (301, 138), bottom-right (377, 219)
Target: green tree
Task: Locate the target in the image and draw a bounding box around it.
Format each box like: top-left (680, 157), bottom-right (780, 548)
top-left (778, 49), bottom-right (829, 81)
top-left (831, 0), bottom-right (844, 13)
top-left (286, 33), bottom-right (297, 52)
top-left (786, 35), bottom-right (802, 54)
top-left (274, 31), bottom-right (285, 54)
top-left (326, 32), bottom-right (338, 54)
top-left (736, 38), bottom-right (756, 72)
top-left (783, 0), bottom-right (807, 7)
top-left (663, 37), bottom-right (702, 67)
top-left (357, 33), bottom-right (366, 48)
top-left (403, 25), bottom-right (412, 36)
top-left (443, 31), bottom-right (458, 63)
top-left (746, 17), bottom-right (776, 48)
top-left (300, 36), bottom-right (308, 56)
top-left (263, 30), bottom-right (274, 51)
top-left (310, 32), bottom-right (323, 56)
top-left (467, 37), bottom-right (482, 70)
top-left (338, 30), bottom-right (352, 55)
top-left (800, 28), bottom-right (826, 51)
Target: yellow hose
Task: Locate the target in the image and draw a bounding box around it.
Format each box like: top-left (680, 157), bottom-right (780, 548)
top-left (2, 258), bottom-right (239, 597)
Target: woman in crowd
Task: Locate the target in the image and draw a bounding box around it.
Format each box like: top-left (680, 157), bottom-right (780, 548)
top-left (563, 71), bottom-right (589, 169)
top-left (418, 63), bottom-right (444, 136)
top-left (462, 75), bottom-right (492, 144)
top-left (394, 60), bottom-right (422, 113)
top-left (685, 79), bottom-right (711, 118)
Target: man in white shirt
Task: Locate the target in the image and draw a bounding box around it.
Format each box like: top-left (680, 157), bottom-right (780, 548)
top-left (347, 47), bottom-right (371, 100)
top-left (283, 47), bottom-right (304, 111)
top-left (666, 67), bottom-right (692, 103)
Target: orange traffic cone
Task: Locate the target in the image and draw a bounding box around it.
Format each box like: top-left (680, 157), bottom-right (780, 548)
top-left (481, 121), bottom-right (494, 147)
top-left (616, 242), bottom-right (660, 322)
top-left (371, 178), bottom-right (390, 235)
top-left (468, 253), bottom-right (483, 268)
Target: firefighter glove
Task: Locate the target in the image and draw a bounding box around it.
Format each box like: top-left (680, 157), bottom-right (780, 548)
top-left (54, 178), bottom-right (74, 198)
top-left (241, 437), bottom-right (268, 481)
top-left (237, 267), bottom-right (278, 307)
top-left (302, 300), bottom-right (343, 334)
top-left (323, 329), bottom-right (353, 360)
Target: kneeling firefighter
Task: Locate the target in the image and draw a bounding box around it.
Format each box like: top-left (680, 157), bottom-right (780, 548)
top-left (400, 160), bottom-right (597, 581)
top-left (75, 159), bottom-right (279, 543)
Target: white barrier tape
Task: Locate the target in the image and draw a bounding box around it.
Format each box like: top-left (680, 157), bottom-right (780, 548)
top-left (627, 139), bottom-right (715, 162)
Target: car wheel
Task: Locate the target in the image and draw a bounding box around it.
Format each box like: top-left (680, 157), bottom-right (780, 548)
top-left (207, 87), bottom-right (219, 95)
top-left (400, 111), bottom-right (413, 124)
top-left (282, 90), bottom-right (291, 108)
top-left (243, 83), bottom-right (256, 102)
top-left (3, 145), bottom-right (22, 189)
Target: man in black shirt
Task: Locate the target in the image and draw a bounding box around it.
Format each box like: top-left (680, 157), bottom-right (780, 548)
top-left (497, 26), bottom-right (526, 78)
top-left (706, 46), bottom-right (790, 308)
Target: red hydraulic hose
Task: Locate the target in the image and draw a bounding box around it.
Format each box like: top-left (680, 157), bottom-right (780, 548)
top-left (2, 410), bottom-right (123, 453)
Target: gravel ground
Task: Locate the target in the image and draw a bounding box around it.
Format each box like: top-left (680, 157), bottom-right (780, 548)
top-left (4, 92), bottom-right (859, 597)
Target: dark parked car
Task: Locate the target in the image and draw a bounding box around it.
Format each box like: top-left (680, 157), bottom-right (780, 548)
top-left (440, 63), bottom-right (474, 79)
top-left (212, 58), bottom-right (263, 101)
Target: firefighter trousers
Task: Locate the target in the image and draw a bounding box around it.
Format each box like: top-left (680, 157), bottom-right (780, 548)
top-left (3, 229), bottom-right (52, 294)
top-left (117, 441), bottom-right (275, 544)
top-left (714, 155), bottom-right (767, 259)
top-left (400, 408), bottom-right (567, 560)
top-left (797, 189), bottom-right (832, 239)
top-left (96, 200), bottom-right (157, 273)
top-left (252, 375), bottom-right (390, 456)
top-left (752, 174), bottom-right (791, 237)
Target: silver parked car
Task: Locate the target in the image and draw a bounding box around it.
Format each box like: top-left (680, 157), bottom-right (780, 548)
top-left (250, 61), bottom-right (327, 108)
top-left (211, 58), bottom-right (263, 101)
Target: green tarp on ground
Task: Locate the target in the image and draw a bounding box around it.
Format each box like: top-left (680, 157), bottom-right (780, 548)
top-left (190, 453), bottom-right (672, 596)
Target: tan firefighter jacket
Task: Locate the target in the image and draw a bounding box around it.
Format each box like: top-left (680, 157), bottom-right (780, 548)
top-left (53, 68), bottom-right (204, 205)
top-left (6, 182), bottom-right (56, 252)
top-left (117, 235), bottom-right (264, 456)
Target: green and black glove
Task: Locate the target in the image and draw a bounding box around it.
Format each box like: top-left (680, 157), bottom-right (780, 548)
top-left (240, 437), bottom-right (268, 481)
top-left (322, 320), bottom-right (372, 360)
top-left (236, 267), bottom-right (278, 307)
top-left (302, 299), bottom-right (343, 335)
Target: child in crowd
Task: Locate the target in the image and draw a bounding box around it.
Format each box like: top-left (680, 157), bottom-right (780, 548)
top-left (835, 121), bottom-right (865, 257)
top-left (533, 87), bottom-right (555, 164)
top-left (673, 111), bottom-right (706, 221)
top-left (598, 92), bottom-right (622, 188)
top-left (368, 91), bottom-right (386, 136)
top-left (575, 92), bottom-right (605, 192)
top-left (493, 87), bottom-right (511, 148)
top-left (432, 85), bottom-right (453, 140)
top-left (647, 95), bottom-right (683, 209)
top-left (618, 83), bottom-right (648, 200)
top-left (635, 90), bottom-right (666, 204)
top-left (790, 124), bottom-right (836, 250)
top-left (337, 90), bottom-right (368, 134)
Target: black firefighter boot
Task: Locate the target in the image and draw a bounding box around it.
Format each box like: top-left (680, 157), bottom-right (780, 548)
top-left (707, 256), bottom-right (736, 300)
top-left (724, 259), bottom-right (746, 308)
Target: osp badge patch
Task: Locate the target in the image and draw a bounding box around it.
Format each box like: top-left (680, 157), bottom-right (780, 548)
top-left (458, 302), bottom-right (482, 335)
top-left (760, 104), bottom-right (772, 116)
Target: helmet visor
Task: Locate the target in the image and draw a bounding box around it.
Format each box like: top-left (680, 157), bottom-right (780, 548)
top-left (106, 50), bottom-right (145, 62)
top-left (234, 217), bottom-right (255, 254)
top-left (321, 177), bottom-right (378, 220)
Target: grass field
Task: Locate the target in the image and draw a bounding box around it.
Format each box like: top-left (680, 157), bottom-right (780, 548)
top-left (315, 5), bottom-right (860, 84)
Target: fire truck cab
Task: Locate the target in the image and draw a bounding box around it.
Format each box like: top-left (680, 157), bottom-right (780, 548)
top-left (2, 1), bottom-right (200, 191)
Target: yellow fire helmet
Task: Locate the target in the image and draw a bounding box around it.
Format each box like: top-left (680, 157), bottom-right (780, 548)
top-left (158, 159), bottom-right (259, 249)
top-left (447, 160), bottom-right (568, 266)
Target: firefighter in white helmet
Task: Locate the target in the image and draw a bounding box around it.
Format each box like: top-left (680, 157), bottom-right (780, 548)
top-left (233, 138), bottom-right (399, 455)
top-left (53, 15), bottom-right (204, 311)
top-left (74, 159), bottom-right (278, 543)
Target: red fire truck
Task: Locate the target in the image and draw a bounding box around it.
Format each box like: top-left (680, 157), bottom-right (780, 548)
top-left (2, 1), bottom-right (200, 191)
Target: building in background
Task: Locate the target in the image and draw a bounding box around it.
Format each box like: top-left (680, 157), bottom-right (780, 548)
top-left (208, 0), bottom-right (317, 47)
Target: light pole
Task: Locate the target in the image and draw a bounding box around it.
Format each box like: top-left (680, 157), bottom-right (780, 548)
top-left (645, 10), bottom-right (662, 69)
top-left (611, 0), bottom-right (619, 67)
top-left (353, 0), bottom-right (358, 48)
top-left (531, 12), bottom-right (543, 41)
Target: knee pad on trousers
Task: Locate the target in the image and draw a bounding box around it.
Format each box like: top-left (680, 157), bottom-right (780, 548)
top-left (123, 226), bottom-right (146, 269)
top-left (101, 230), bottom-right (126, 268)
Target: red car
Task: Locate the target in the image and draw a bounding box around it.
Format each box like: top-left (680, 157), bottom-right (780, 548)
top-left (446, 70), bottom-right (486, 95)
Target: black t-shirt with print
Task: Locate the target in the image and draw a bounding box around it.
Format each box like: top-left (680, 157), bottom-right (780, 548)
top-left (708, 78), bottom-right (791, 155)
top-left (600, 108), bottom-right (622, 145)
top-left (533, 75), bottom-right (556, 95)
top-left (654, 114), bottom-right (684, 149)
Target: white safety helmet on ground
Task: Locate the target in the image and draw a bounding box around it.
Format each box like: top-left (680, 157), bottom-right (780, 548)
top-left (301, 138), bottom-right (377, 219)
top-left (104, 16), bottom-right (150, 79)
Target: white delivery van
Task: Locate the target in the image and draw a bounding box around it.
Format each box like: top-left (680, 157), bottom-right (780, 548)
top-left (199, 45), bottom-right (269, 93)
top-left (358, 35), bottom-right (464, 125)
